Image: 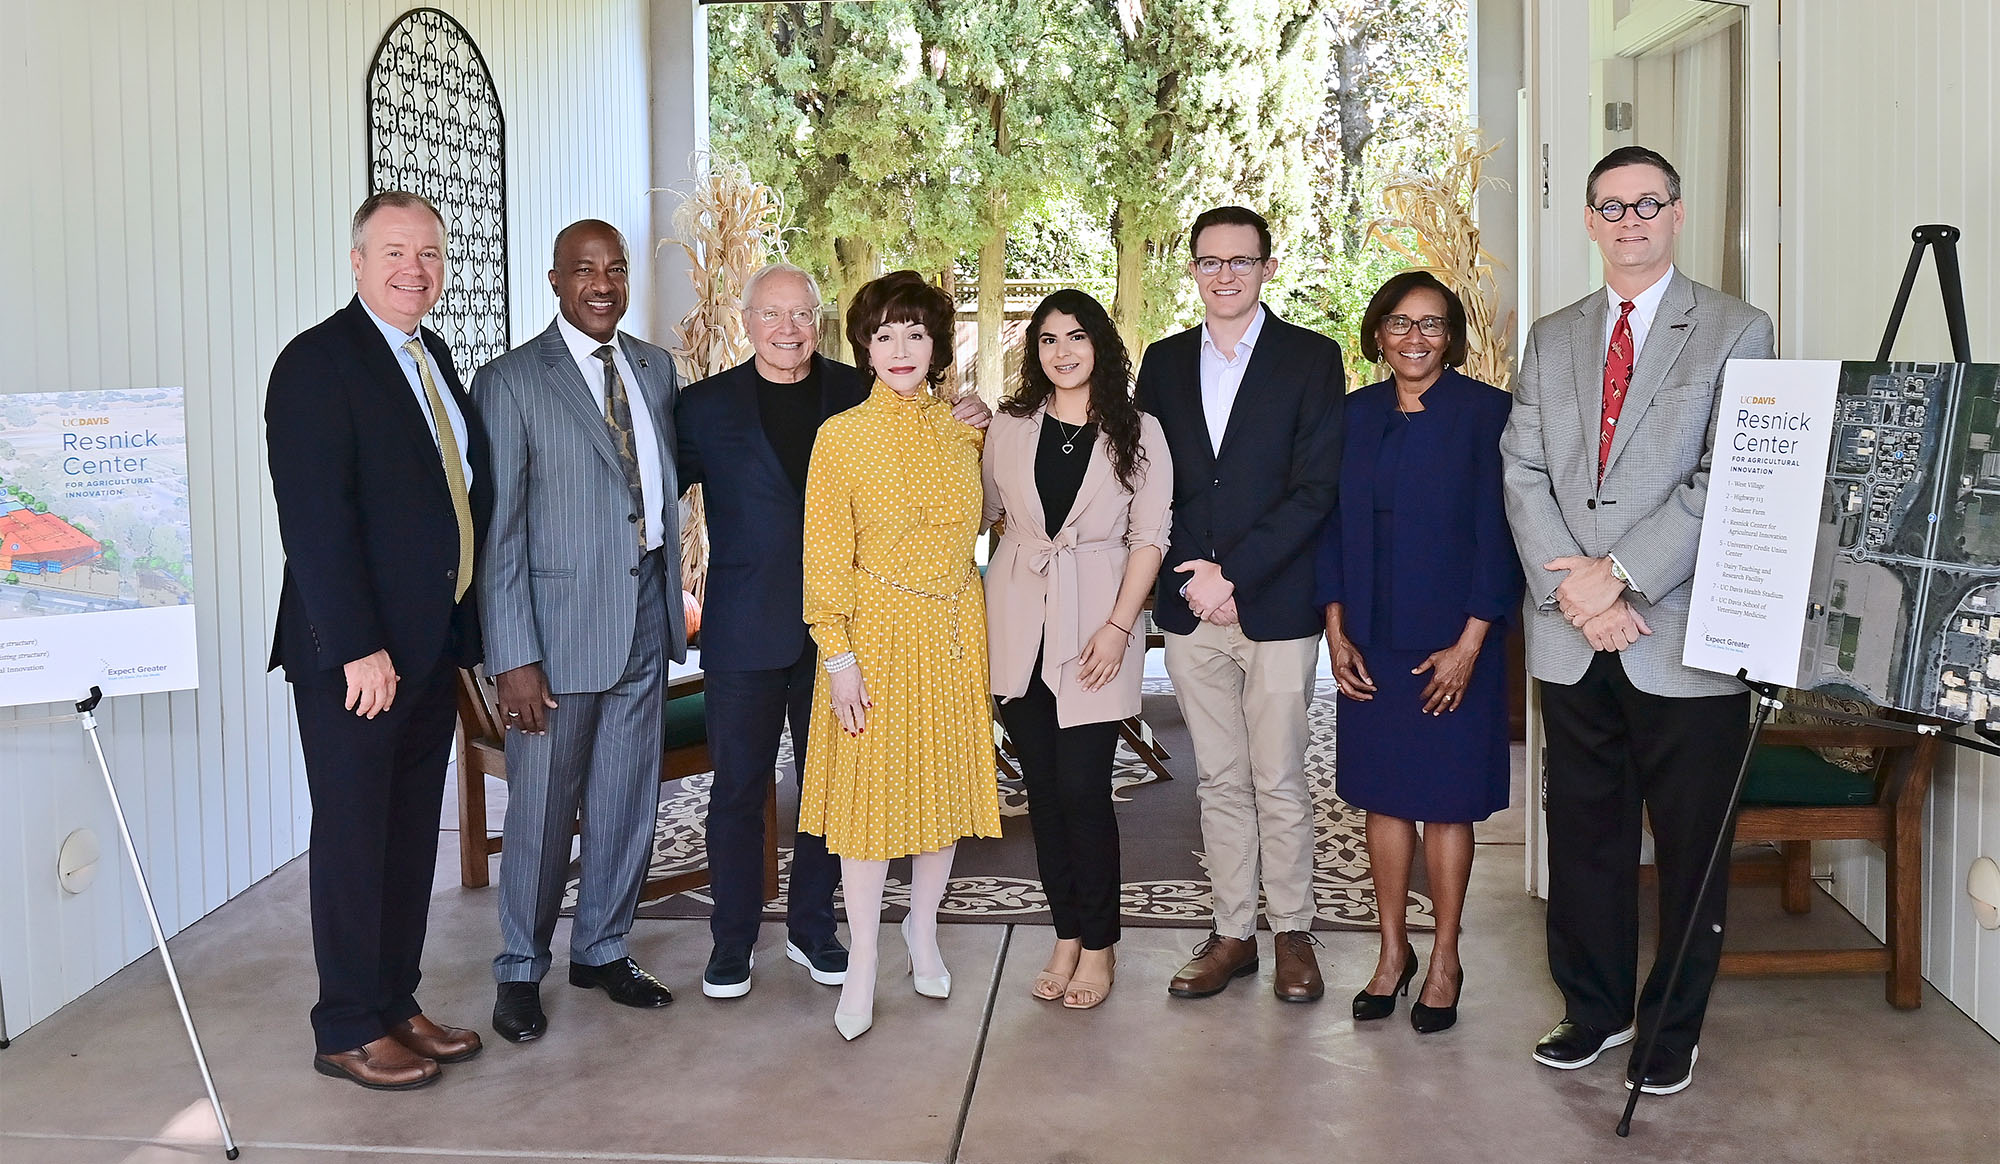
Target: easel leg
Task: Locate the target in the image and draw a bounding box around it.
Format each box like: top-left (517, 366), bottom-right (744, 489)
top-left (77, 691), bottom-right (239, 1159)
top-left (1616, 674), bottom-right (1783, 1136)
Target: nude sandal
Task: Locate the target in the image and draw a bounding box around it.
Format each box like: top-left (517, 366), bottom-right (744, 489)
top-left (1063, 949), bottom-right (1116, 1010)
top-left (1033, 939), bottom-right (1081, 1001)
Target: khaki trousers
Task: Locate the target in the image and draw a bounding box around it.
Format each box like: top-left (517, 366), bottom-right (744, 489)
top-left (1164, 621), bottom-right (1319, 937)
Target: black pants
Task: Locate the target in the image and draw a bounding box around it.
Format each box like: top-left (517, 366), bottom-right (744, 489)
top-left (1540, 651), bottom-right (1750, 1055)
top-left (998, 664), bottom-right (1122, 949)
top-left (294, 656), bottom-right (458, 1054)
top-left (703, 644), bottom-right (839, 950)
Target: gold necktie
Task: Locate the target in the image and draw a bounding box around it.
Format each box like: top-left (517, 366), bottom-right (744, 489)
top-left (402, 338), bottom-right (475, 602)
top-left (595, 344), bottom-right (648, 553)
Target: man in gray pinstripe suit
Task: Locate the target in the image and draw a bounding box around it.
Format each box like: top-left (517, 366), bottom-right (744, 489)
top-left (1502, 147), bottom-right (1774, 1096)
top-left (473, 219), bottom-right (688, 1043)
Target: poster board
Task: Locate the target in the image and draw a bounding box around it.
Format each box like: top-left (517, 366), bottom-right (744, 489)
top-left (0, 388), bottom-right (198, 707)
top-left (1686, 361), bottom-right (2000, 721)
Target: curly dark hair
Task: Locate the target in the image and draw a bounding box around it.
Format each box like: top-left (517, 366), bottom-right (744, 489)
top-left (845, 270), bottom-right (956, 387)
top-left (1002, 289), bottom-right (1147, 493)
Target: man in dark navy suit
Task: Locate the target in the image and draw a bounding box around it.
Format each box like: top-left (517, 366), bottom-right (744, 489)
top-left (677, 263), bottom-right (989, 998)
top-left (266, 191), bottom-right (489, 1089)
top-left (1135, 206), bottom-right (1345, 1005)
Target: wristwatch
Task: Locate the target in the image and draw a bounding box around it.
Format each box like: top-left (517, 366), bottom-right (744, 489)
top-left (1607, 556), bottom-right (1632, 586)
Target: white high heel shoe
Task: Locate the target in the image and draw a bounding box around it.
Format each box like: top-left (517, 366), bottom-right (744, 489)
top-left (834, 1002), bottom-right (874, 1041)
top-left (901, 916), bottom-right (951, 999)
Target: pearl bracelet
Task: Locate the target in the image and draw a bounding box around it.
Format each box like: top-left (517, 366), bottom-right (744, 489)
top-left (823, 651), bottom-right (857, 675)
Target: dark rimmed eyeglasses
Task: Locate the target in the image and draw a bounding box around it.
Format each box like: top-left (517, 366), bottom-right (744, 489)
top-left (1382, 314), bottom-right (1447, 337)
top-left (1589, 196), bottom-right (1678, 223)
top-left (1191, 255), bottom-right (1267, 276)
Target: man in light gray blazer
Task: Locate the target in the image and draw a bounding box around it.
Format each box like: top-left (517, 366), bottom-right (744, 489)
top-left (473, 220), bottom-right (688, 1043)
top-left (1502, 147), bottom-right (1773, 1097)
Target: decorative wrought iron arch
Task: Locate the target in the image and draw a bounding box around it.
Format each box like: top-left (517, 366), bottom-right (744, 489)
top-left (366, 8), bottom-right (509, 370)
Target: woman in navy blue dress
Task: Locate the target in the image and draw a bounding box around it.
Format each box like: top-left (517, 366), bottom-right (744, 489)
top-left (1316, 271), bottom-right (1521, 1034)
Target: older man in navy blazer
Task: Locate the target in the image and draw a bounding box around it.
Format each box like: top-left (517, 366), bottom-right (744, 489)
top-left (1135, 206), bottom-right (1345, 1004)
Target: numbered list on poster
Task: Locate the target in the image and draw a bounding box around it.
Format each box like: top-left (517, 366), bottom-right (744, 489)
top-left (1683, 360), bottom-right (1841, 685)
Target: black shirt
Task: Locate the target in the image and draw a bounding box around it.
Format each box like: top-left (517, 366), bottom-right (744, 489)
top-left (755, 361), bottom-right (821, 494)
top-left (1035, 415), bottom-right (1097, 537)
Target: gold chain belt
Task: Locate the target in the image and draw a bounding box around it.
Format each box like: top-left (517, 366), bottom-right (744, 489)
top-left (858, 563), bottom-right (976, 659)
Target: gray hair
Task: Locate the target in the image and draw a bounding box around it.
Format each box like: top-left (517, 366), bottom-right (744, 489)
top-left (351, 190), bottom-right (448, 252)
top-left (741, 263), bottom-right (822, 311)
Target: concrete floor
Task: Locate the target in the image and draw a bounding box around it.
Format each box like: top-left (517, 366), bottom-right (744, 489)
top-left (2, 807), bottom-right (1996, 1164)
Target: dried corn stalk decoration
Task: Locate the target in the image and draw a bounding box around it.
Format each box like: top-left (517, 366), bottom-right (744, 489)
top-left (662, 154), bottom-right (788, 603)
top-left (1367, 132), bottom-right (1516, 393)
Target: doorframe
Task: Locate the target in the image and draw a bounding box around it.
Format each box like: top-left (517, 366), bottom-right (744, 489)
top-left (1516, 0), bottom-right (1779, 897)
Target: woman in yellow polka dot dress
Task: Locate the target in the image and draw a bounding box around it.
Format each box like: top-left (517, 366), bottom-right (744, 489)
top-left (799, 270), bottom-right (1001, 1040)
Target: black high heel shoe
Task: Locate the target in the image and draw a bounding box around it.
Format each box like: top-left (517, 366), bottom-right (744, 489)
top-left (1351, 942), bottom-right (1418, 1021)
top-left (1410, 966), bottom-right (1464, 1034)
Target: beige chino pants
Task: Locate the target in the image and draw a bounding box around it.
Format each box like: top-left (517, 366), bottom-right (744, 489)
top-left (1163, 621), bottom-right (1320, 938)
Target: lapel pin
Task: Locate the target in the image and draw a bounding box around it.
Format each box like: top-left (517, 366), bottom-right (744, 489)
top-left (1669, 323), bottom-right (1690, 330)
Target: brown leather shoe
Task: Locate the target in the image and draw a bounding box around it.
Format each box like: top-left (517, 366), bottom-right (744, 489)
top-left (389, 1013), bottom-right (483, 1063)
top-left (1272, 930), bottom-right (1325, 1002)
top-left (312, 1034), bottom-right (439, 1090)
top-left (1168, 933), bottom-right (1259, 998)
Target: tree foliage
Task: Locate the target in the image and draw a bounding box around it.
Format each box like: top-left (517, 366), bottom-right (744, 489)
top-left (706, 0), bottom-right (1474, 385)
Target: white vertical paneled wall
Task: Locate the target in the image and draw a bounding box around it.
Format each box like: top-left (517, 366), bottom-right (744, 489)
top-left (1782, 0), bottom-right (1999, 1037)
top-left (0, 0), bottom-right (662, 1035)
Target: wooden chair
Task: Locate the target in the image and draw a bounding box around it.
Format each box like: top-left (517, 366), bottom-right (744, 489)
top-left (1715, 718), bottom-right (1939, 1009)
top-left (453, 667), bottom-right (779, 905)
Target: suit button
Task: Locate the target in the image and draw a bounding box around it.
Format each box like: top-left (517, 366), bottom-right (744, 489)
top-left (629, 567), bottom-right (641, 577)
top-left (1212, 478), bottom-right (1220, 487)
top-left (628, 513), bottom-right (639, 523)
top-left (445, 569), bottom-right (456, 580)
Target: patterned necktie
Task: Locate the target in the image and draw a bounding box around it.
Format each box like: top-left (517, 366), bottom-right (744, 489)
top-left (595, 344), bottom-right (647, 552)
top-left (1598, 299), bottom-right (1637, 484)
top-left (402, 338), bottom-right (474, 602)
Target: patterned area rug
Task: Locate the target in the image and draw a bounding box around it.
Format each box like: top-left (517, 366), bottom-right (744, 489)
top-left (563, 680), bottom-right (1433, 932)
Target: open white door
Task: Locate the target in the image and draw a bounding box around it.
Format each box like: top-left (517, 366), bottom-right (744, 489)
top-left (1517, 0), bottom-right (1777, 897)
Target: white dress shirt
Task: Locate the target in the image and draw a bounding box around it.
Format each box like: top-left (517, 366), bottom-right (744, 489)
top-left (359, 297), bottom-right (474, 488)
top-left (1604, 266), bottom-right (1676, 365)
top-left (556, 313), bottom-right (667, 552)
top-left (1198, 303), bottom-right (1268, 454)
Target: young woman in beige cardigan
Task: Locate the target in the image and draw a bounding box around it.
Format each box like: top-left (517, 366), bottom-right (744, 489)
top-left (983, 290), bottom-right (1173, 1010)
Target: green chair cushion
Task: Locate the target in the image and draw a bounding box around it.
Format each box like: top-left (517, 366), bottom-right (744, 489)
top-left (1742, 745), bottom-right (1876, 807)
top-left (664, 692), bottom-right (707, 750)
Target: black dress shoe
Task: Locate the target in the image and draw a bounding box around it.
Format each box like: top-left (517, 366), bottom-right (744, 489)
top-left (492, 981), bottom-right (546, 1044)
top-left (702, 945), bottom-right (754, 999)
top-left (1351, 942), bottom-right (1417, 1021)
top-left (785, 932), bottom-right (849, 986)
top-left (569, 957), bottom-right (673, 1008)
top-left (1626, 1043), bottom-right (1699, 1095)
top-left (1532, 1018), bottom-right (1636, 1069)
top-left (1409, 967), bottom-right (1464, 1034)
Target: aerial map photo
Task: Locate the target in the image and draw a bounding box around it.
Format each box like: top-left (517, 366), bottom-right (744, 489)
top-left (1799, 362), bottom-right (2000, 721)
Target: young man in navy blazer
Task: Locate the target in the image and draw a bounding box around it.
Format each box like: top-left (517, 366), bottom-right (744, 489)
top-left (1135, 207), bottom-right (1345, 1003)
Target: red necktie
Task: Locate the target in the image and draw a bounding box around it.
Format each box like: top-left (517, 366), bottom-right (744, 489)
top-left (1598, 300), bottom-right (1636, 483)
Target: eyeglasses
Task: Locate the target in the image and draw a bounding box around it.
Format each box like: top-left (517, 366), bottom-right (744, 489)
top-left (1191, 255), bottom-right (1267, 277)
top-left (750, 307), bottom-right (819, 327)
top-left (1382, 314), bottom-right (1447, 337)
top-left (1589, 196), bottom-right (1677, 223)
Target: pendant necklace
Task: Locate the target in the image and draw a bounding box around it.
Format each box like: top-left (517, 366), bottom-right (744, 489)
top-left (1054, 415), bottom-right (1088, 454)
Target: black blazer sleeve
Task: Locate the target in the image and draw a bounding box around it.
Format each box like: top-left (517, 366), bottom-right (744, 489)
top-left (266, 332), bottom-right (387, 668)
